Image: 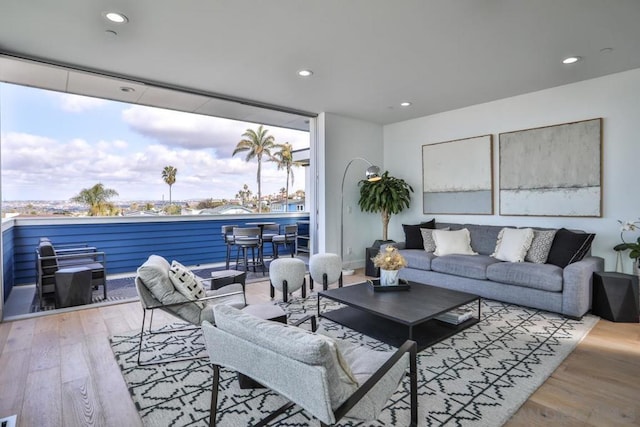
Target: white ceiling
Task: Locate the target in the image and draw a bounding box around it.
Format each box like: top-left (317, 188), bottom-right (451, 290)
top-left (1, 1), bottom-right (640, 127)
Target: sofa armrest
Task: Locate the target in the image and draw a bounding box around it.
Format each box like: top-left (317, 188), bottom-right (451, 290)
top-left (382, 242), bottom-right (406, 250)
top-left (562, 256), bottom-right (605, 319)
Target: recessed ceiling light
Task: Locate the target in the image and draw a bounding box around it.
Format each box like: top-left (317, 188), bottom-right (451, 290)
top-left (120, 86), bottom-right (135, 93)
top-left (297, 69), bottom-right (313, 77)
top-left (104, 12), bottom-right (128, 23)
top-left (562, 56), bottom-right (581, 64)
top-left (400, 102), bottom-right (412, 107)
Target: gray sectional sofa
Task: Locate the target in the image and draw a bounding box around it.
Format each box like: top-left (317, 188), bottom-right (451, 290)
top-left (392, 223), bottom-right (604, 319)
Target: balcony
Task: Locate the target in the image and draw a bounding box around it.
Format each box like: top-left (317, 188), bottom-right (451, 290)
top-left (2, 212), bottom-right (310, 319)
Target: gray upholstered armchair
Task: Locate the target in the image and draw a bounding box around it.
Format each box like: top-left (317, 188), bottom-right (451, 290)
top-left (135, 255), bottom-right (246, 365)
top-left (203, 304), bottom-right (418, 426)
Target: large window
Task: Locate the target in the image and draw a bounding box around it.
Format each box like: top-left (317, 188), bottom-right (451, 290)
top-left (1, 82), bottom-right (310, 217)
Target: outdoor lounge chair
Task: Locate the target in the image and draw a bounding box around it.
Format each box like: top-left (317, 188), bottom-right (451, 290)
top-left (35, 237), bottom-right (107, 308)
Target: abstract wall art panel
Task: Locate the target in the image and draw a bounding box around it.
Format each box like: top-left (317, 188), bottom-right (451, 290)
top-left (499, 118), bottom-right (602, 217)
top-left (422, 135), bottom-right (493, 214)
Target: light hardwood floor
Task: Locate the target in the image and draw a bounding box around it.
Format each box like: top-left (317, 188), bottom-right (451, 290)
top-left (1, 272), bottom-right (639, 426)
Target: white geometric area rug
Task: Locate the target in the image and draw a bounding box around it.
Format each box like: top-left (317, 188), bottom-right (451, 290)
top-left (109, 296), bottom-right (597, 427)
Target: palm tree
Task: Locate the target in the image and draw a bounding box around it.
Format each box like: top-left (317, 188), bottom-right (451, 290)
top-left (271, 142), bottom-right (300, 210)
top-left (161, 166), bottom-right (177, 206)
top-left (71, 183), bottom-right (119, 216)
top-left (232, 125), bottom-right (276, 213)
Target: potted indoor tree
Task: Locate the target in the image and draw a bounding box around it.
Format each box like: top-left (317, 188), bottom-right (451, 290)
top-left (358, 171), bottom-right (413, 247)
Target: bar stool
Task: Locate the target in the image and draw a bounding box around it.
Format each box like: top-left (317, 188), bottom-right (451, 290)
top-left (272, 224), bottom-right (298, 258)
top-left (261, 224), bottom-right (280, 260)
top-left (233, 227), bottom-right (265, 274)
top-left (221, 225), bottom-right (238, 269)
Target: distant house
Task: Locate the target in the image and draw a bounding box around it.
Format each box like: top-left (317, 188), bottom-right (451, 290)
top-left (199, 204), bottom-right (253, 215)
top-left (270, 198), bottom-right (305, 213)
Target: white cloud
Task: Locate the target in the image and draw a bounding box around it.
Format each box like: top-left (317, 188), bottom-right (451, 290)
top-left (0, 131), bottom-right (304, 201)
top-left (52, 93), bottom-right (108, 113)
top-left (122, 105), bottom-right (309, 157)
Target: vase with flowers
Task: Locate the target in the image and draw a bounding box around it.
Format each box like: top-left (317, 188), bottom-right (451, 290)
top-left (613, 219), bottom-right (640, 275)
top-left (372, 245), bottom-right (407, 286)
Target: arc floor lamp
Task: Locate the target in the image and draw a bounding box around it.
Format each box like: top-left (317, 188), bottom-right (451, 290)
top-left (340, 157), bottom-right (381, 275)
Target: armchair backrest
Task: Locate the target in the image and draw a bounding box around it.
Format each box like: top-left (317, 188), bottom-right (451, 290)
top-left (203, 305), bottom-right (359, 425)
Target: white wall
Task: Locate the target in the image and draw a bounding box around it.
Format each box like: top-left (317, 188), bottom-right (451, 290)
top-left (319, 113), bottom-right (383, 269)
top-left (384, 68), bottom-right (640, 273)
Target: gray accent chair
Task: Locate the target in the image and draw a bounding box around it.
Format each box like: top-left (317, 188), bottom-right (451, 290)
top-left (135, 255), bottom-right (246, 366)
top-left (269, 257), bottom-right (306, 302)
top-left (309, 253), bottom-right (343, 291)
top-left (203, 304), bottom-right (418, 426)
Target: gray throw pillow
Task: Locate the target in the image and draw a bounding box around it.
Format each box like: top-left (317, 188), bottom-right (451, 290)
top-left (525, 229), bottom-right (557, 263)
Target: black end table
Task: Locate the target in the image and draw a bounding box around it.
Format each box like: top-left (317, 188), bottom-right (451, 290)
top-left (365, 247), bottom-right (380, 277)
top-left (592, 272), bottom-right (639, 323)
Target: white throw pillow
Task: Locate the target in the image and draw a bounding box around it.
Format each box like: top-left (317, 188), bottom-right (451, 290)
top-left (169, 260), bottom-right (206, 309)
top-left (433, 229), bottom-right (477, 256)
top-left (421, 227), bottom-right (450, 253)
top-left (491, 228), bottom-right (535, 262)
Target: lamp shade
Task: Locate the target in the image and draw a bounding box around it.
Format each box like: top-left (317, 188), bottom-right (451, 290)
top-left (365, 165), bottom-right (382, 182)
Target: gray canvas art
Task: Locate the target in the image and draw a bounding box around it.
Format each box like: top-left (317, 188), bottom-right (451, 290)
top-left (499, 118), bottom-right (602, 216)
top-left (422, 135), bottom-right (493, 214)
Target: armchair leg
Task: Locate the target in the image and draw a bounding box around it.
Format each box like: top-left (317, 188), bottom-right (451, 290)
top-left (270, 281), bottom-right (275, 299)
top-left (339, 272), bottom-right (343, 288)
top-left (309, 277), bottom-right (314, 290)
top-left (301, 278), bottom-right (306, 298)
top-left (210, 365), bottom-right (220, 427)
top-left (323, 273), bottom-right (328, 291)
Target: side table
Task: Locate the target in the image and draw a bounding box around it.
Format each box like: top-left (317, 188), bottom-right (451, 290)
top-left (210, 270), bottom-right (246, 291)
top-left (592, 272), bottom-right (639, 322)
top-left (55, 267), bottom-right (92, 308)
top-left (365, 247), bottom-right (380, 277)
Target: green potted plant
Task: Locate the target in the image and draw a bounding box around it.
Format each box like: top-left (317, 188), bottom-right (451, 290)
top-left (358, 171), bottom-right (413, 246)
top-left (614, 219), bottom-right (640, 273)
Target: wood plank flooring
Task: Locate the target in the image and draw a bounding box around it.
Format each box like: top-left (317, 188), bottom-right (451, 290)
top-left (1, 272), bottom-right (639, 426)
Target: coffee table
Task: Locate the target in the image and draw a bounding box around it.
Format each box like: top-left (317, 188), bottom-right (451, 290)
top-left (318, 281), bottom-right (480, 350)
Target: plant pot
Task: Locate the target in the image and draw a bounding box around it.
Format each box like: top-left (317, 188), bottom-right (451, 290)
top-left (379, 268), bottom-right (400, 286)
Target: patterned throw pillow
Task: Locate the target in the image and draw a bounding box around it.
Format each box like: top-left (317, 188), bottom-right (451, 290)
top-left (169, 260), bottom-right (206, 309)
top-left (525, 229), bottom-right (557, 263)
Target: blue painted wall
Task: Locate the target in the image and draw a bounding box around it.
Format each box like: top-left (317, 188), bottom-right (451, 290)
top-left (6, 215), bottom-right (309, 291)
top-left (2, 226), bottom-right (15, 302)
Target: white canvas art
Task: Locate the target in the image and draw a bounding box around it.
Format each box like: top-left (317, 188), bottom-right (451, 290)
top-left (422, 135), bottom-right (493, 214)
top-left (499, 118), bottom-right (602, 216)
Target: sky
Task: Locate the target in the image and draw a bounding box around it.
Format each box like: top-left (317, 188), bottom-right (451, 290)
top-left (0, 83), bottom-right (309, 201)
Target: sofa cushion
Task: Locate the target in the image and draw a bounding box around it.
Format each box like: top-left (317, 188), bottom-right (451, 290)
top-left (169, 260), bottom-right (207, 309)
top-left (491, 228), bottom-right (534, 263)
top-left (400, 249), bottom-right (436, 271)
top-left (525, 229), bottom-right (557, 263)
top-left (547, 228), bottom-right (595, 268)
top-left (402, 219), bottom-right (435, 249)
top-left (486, 262), bottom-right (563, 292)
top-left (433, 229), bottom-right (477, 256)
top-left (463, 224), bottom-right (504, 255)
top-left (431, 255), bottom-right (500, 280)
